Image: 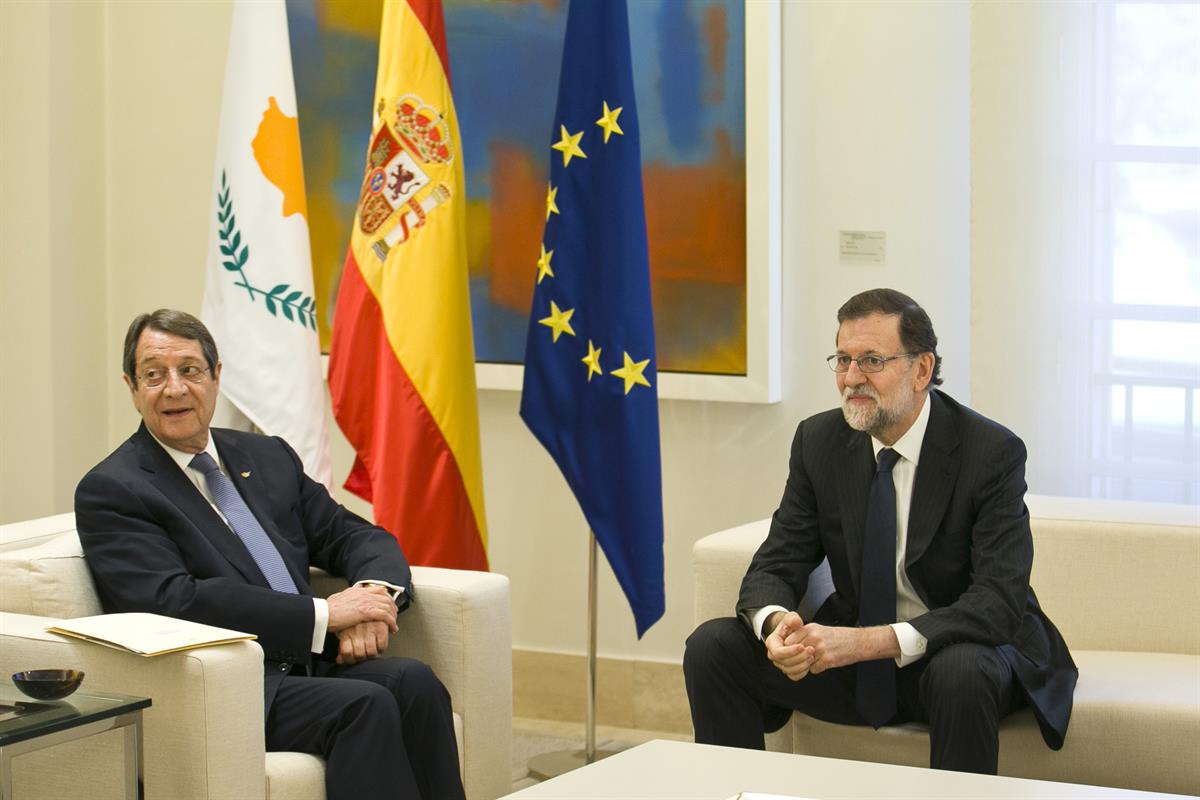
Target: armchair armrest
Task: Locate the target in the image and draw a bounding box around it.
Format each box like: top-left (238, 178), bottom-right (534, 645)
top-left (0, 611), bottom-right (267, 800)
top-left (693, 521), bottom-right (768, 625)
top-left (693, 519), bottom-right (833, 627)
top-left (309, 566), bottom-right (512, 800)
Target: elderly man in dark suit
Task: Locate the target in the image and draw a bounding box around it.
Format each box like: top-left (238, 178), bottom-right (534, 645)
top-left (684, 288), bottom-right (1077, 774)
top-left (76, 309), bottom-right (464, 800)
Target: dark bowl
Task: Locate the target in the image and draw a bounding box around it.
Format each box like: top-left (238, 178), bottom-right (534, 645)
top-left (12, 669), bottom-right (85, 700)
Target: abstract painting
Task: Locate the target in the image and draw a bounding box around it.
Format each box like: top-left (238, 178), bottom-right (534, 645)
top-left (287, 0), bottom-right (760, 384)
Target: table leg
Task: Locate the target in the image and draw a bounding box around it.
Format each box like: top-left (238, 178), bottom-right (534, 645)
top-left (117, 710), bottom-right (143, 800)
top-left (1, 749), bottom-right (14, 800)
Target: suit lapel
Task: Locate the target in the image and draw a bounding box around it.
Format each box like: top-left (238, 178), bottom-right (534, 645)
top-left (906, 391), bottom-right (960, 567)
top-left (133, 425), bottom-right (266, 587)
top-left (835, 425), bottom-right (876, 594)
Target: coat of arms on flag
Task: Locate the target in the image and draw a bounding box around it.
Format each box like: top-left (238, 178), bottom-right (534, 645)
top-left (356, 94), bottom-right (454, 262)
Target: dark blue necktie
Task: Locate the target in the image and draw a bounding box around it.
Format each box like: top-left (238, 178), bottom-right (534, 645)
top-left (857, 447), bottom-right (901, 728)
top-left (190, 452), bottom-right (298, 594)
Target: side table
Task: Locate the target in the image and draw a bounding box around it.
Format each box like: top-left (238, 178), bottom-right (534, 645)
top-left (0, 688), bottom-right (151, 800)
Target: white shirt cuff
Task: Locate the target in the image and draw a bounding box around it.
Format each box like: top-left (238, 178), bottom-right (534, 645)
top-left (356, 579), bottom-right (406, 601)
top-left (751, 605), bottom-right (789, 641)
top-left (311, 597), bottom-right (329, 654)
top-left (890, 621), bottom-right (927, 666)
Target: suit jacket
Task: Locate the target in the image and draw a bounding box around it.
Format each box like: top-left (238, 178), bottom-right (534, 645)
top-left (739, 390), bottom-right (1077, 749)
top-left (75, 424), bottom-right (413, 711)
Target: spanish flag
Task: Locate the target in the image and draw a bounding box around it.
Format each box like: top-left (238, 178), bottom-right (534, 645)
top-left (329, 0), bottom-right (487, 570)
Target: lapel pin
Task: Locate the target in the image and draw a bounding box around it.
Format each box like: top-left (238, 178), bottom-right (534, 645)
top-left (240, 471), bottom-right (251, 478)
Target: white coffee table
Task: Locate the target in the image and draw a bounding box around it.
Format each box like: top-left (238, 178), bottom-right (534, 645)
top-left (502, 739), bottom-right (1189, 799)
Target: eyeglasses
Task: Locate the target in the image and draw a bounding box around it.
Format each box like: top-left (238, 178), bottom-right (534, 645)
top-left (137, 364), bottom-right (211, 389)
top-left (826, 353), bottom-right (915, 374)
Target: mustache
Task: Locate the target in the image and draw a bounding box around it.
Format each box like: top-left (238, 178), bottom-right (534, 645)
top-left (843, 386), bottom-right (878, 401)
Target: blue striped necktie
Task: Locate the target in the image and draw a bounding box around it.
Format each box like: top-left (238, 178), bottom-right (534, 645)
top-left (189, 452), bottom-right (298, 594)
top-left (857, 446), bottom-right (900, 728)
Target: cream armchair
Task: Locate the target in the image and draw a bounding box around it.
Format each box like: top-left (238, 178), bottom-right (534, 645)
top-left (0, 513), bottom-right (512, 800)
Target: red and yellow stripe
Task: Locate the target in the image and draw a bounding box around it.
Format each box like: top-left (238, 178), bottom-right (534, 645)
top-left (329, 0), bottom-right (487, 570)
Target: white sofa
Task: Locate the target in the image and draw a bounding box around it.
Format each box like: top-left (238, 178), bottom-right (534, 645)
top-left (692, 495), bottom-right (1200, 796)
top-left (0, 512), bottom-right (512, 800)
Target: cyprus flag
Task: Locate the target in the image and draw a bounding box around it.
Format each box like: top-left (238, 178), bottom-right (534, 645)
top-left (202, 0), bottom-right (331, 486)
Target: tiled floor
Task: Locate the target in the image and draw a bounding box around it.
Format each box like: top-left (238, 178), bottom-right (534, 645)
top-left (511, 716), bottom-right (693, 792)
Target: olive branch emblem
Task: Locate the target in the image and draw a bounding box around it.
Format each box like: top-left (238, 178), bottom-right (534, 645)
top-left (217, 171), bottom-right (317, 330)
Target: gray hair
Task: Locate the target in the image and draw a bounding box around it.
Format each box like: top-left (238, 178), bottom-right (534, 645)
top-left (123, 309), bottom-right (219, 388)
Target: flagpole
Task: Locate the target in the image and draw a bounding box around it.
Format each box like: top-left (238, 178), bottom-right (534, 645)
top-left (526, 532), bottom-right (616, 780)
top-left (585, 531), bottom-right (598, 762)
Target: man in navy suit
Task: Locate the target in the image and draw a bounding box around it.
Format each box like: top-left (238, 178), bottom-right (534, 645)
top-left (684, 289), bottom-right (1076, 774)
top-left (76, 309), bottom-right (464, 800)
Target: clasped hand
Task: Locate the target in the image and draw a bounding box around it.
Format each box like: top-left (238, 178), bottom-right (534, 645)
top-left (765, 611), bottom-right (865, 681)
top-left (327, 584), bottom-right (398, 665)
top-left (335, 620), bottom-right (391, 665)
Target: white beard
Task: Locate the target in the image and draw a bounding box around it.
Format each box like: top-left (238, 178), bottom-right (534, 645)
top-left (841, 380), bottom-right (913, 439)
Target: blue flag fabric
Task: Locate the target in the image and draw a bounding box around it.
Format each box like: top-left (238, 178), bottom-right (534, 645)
top-left (519, 0), bottom-right (664, 637)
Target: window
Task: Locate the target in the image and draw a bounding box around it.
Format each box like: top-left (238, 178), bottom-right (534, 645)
top-left (970, 1), bottom-right (1198, 504)
top-left (1089, 1), bottom-right (1200, 502)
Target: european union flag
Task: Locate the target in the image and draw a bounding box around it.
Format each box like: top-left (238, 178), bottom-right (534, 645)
top-left (520, 0), bottom-right (664, 637)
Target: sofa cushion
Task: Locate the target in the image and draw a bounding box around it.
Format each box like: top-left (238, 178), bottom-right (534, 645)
top-left (1029, 516), bottom-right (1200, 654)
top-left (788, 649), bottom-right (1200, 795)
top-left (1037, 650), bottom-right (1200, 794)
top-left (0, 533), bottom-right (102, 618)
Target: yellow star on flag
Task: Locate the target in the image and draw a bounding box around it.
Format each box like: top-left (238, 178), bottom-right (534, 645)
top-left (539, 300), bottom-right (576, 343)
top-left (546, 184), bottom-right (560, 220)
top-left (596, 101), bottom-right (624, 143)
top-left (582, 340), bottom-right (603, 381)
top-left (551, 124), bottom-right (587, 167)
top-left (611, 351), bottom-right (651, 395)
top-left (536, 244), bottom-right (555, 284)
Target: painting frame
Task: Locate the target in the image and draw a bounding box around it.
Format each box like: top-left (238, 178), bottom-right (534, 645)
top-left (474, 0), bottom-right (781, 404)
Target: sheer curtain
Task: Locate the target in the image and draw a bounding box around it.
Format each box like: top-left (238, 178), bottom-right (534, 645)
top-left (971, 1), bottom-right (1199, 503)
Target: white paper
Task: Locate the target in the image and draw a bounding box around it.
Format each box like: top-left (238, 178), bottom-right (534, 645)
top-left (47, 612), bottom-right (255, 657)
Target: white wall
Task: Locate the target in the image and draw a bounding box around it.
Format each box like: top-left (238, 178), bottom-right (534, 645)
top-left (1, 0), bottom-right (108, 522)
top-left (103, 0), bottom-right (233, 440)
top-left (0, 0), bottom-right (970, 663)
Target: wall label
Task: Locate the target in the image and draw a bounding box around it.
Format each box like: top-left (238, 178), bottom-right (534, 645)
top-left (839, 230), bottom-right (886, 265)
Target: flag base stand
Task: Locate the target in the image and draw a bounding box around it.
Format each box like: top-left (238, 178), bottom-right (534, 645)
top-left (526, 533), bottom-right (616, 781)
top-left (526, 747), bottom-right (621, 781)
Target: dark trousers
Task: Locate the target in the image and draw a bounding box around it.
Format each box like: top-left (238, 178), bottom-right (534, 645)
top-left (265, 657), bottom-right (464, 800)
top-left (683, 617), bottom-right (1025, 774)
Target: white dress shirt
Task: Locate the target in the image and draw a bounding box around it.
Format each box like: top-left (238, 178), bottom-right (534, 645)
top-left (753, 394), bottom-right (932, 667)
